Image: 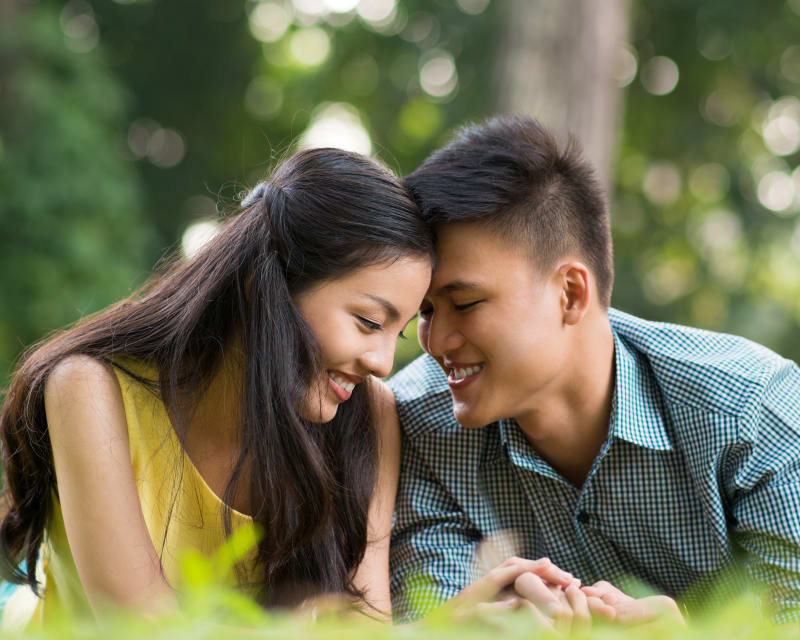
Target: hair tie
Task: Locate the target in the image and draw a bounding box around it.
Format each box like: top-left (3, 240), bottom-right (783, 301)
top-left (241, 181), bottom-right (269, 208)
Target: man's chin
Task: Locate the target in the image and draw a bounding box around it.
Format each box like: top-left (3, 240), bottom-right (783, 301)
top-left (452, 402), bottom-right (494, 429)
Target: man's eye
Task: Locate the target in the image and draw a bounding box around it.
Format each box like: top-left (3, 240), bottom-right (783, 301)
top-left (454, 300), bottom-right (482, 311)
top-left (357, 316), bottom-right (382, 331)
top-left (419, 306), bottom-right (433, 317)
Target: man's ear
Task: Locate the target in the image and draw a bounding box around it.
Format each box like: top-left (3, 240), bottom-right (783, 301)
top-left (557, 261), bottom-right (591, 326)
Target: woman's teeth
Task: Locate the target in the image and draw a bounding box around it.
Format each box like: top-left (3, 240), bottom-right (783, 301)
top-left (329, 373), bottom-right (356, 393)
top-left (451, 365), bottom-right (483, 381)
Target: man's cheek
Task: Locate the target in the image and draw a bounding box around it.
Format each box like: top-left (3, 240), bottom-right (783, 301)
top-left (417, 323), bottom-right (430, 352)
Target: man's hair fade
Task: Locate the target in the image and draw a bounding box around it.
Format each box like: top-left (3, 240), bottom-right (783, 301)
top-left (404, 115), bottom-right (614, 306)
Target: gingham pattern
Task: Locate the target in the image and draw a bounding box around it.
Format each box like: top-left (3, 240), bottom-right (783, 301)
top-left (388, 308), bottom-right (800, 623)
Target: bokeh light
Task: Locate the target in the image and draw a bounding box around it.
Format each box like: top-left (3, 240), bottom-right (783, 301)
top-left (780, 45), bottom-right (800, 84)
top-left (60, 0), bottom-right (99, 53)
top-left (300, 102), bottom-right (372, 154)
top-left (702, 89), bottom-right (744, 127)
top-left (358, 0), bottom-right (397, 27)
top-left (323, 0), bottom-right (359, 12)
top-left (181, 220), bottom-right (220, 258)
top-left (455, 0), bottom-right (491, 15)
top-left (642, 161), bottom-right (682, 206)
top-left (642, 255), bottom-right (696, 305)
top-left (757, 171), bottom-right (795, 213)
top-left (244, 76), bottom-right (284, 120)
top-left (419, 51), bottom-right (457, 99)
top-left (689, 163), bottom-right (730, 202)
top-left (641, 56), bottom-right (679, 96)
top-left (289, 27), bottom-right (331, 66)
top-left (147, 128), bottom-right (185, 168)
top-left (697, 28), bottom-right (732, 61)
top-left (762, 97), bottom-right (800, 156)
top-left (248, 2), bottom-right (291, 42)
top-left (614, 45), bottom-right (638, 88)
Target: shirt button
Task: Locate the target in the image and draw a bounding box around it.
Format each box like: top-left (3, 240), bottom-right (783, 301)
top-left (577, 510), bottom-right (591, 524)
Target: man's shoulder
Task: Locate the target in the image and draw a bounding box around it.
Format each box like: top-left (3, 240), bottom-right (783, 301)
top-left (388, 354), bottom-right (459, 438)
top-left (610, 308), bottom-right (797, 418)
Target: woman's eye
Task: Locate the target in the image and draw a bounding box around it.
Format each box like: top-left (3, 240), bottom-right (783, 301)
top-left (357, 316), bottom-right (382, 331)
top-left (454, 300), bottom-right (482, 311)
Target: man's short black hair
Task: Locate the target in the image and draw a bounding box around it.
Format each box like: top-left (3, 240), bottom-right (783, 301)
top-left (404, 115), bottom-right (614, 306)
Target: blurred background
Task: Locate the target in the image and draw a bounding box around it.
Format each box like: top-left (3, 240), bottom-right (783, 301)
top-left (1, 0), bottom-right (800, 385)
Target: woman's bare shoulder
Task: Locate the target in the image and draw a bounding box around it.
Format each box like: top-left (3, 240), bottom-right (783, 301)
top-left (46, 354), bottom-right (118, 394)
top-left (44, 355), bottom-right (125, 436)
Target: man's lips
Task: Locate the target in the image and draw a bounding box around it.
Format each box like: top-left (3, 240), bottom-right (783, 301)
top-left (444, 362), bottom-right (485, 388)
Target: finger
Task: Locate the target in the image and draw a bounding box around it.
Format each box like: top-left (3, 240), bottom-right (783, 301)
top-left (499, 556), bottom-right (575, 587)
top-left (514, 572), bottom-right (564, 617)
top-left (474, 598), bottom-right (520, 613)
top-left (581, 584), bottom-right (623, 606)
top-left (455, 562), bottom-right (542, 605)
top-left (517, 598), bottom-right (555, 630)
top-left (615, 596), bottom-right (685, 626)
top-left (549, 586), bottom-right (574, 635)
top-left (586, 595), bottom-right (616, 621)
top-left (565, 584), bottom-right (591, 631)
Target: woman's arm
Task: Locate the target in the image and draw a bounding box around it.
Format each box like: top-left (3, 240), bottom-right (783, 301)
top-left (44, 355), bottom-right (177, 616)
top-left (350, 379), bottom-right (401, 619)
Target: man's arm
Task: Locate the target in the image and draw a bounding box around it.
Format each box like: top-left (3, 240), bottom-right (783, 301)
top-left (390, 433), bottom-right (482, 621)
top-left (730, 359), bottom-right (800, 623)
top-left (390, 432), bottom-right (577, 623)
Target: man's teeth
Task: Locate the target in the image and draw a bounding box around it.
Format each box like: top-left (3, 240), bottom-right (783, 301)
top-left (329, 373), bottom-right (355, 393)
top-left (451, 365), bottom-right (482, 381)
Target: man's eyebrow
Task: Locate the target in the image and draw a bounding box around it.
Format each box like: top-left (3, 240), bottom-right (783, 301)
top-left (363, 294), bottom-right (400, 322)
top-left (432, 280), bottom-right (482, 297)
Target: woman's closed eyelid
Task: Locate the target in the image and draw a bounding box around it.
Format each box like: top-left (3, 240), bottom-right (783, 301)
top-left (356, 315), bottom-right (382, 331)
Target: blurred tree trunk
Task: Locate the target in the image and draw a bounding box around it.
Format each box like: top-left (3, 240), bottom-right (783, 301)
top-left (495, 0), bottom-right (631, 191)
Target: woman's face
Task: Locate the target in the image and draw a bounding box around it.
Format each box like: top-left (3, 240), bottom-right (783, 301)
top-left (293, 255), bottom-right (432, 423)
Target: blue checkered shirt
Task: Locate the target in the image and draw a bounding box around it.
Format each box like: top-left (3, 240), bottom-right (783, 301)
top-left (388, 309), bottom-right (800, 623)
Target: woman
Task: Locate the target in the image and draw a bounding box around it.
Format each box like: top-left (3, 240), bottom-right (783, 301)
top-left (0, 147), bottom-right (433, 624)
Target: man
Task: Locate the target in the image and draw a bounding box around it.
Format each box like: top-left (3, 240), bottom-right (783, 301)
top-left (388, 115), bottom-right (800, 624)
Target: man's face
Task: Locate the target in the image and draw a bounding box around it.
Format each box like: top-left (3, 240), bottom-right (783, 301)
top-left (418, 221), bottom-right (569, 429)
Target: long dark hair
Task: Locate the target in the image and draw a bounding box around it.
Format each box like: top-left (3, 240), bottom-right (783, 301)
top-left (0, 147), bottom-right (433, 606)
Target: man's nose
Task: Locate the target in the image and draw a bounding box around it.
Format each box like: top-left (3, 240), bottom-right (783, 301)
top-left (420, 313), bottom-right (464, 358)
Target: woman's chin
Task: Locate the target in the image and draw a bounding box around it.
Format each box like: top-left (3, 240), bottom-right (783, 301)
top-left (299, 398), bottom-right (339, 423)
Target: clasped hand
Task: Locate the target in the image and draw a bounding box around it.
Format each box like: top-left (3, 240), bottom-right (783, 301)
top-left (448, 557), bottom-right (684, 633)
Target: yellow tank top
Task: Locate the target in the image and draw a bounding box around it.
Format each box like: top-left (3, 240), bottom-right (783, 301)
top-left (32, 357), bottom-right (255, 622)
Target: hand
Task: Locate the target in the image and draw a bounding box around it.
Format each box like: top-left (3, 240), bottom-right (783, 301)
top-left (581, 581), bottom-right (685, 626)
top-left (447, 557), bottom-right (574, 622)
top-left (512, 576), bottom-right (616, 634)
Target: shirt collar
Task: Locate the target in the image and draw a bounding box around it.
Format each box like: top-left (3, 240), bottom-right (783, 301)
top-left (611, 329), bottom-right (673, 451)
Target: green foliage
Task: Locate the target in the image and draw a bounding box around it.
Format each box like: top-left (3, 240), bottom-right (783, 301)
top-left (0, 4), bottom-right (154, 383)
top-left (0, 525), bottom-right (788, 635)
top-left (4, 0), bottom-right (800, 382)
top-left (613, 0), bottom-right (800, 364)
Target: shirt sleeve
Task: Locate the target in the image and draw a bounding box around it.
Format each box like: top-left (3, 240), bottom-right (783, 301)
top-left (729, 359), bottom-right (800, 623)
top-left (389, 434), bottom-right (481, 622)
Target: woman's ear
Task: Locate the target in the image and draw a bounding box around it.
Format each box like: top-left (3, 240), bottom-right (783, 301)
top-left (558, 261), bottom-right (591, 326)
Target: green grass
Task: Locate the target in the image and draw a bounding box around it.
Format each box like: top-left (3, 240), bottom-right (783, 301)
top-left (3, 528), bottom-right (796, 638)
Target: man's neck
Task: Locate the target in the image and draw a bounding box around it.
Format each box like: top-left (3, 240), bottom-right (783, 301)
top-left (515, 311), bottom-right (615, 489)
